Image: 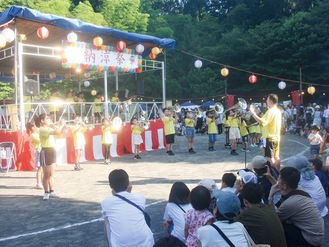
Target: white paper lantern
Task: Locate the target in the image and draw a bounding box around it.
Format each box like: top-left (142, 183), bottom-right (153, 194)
top-left (194, 59), bottom-right (202, 69)
top-left (136, 44), bottom-right (144, 54)
top-left (278, 81), bottom-right (286, 90)
top-left (84, 81), bottom-right (90, 87)
top-left (67, 32), bottom-right (78, 42)
top-left (1, 28), bottom-right (15, 43)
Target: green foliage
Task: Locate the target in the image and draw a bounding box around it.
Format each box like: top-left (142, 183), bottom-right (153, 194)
top-left (0, 82), bottom-right (14, 100)
top-left (32, 0), bottom-right (71, 16)
top-left (71, 0), bottom-right (107, 26)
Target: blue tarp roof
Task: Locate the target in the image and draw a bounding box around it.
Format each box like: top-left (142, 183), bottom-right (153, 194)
top-left (200, 101), bottom-right (215, 109)
top-left (0, 6), bottom-right (176, 49)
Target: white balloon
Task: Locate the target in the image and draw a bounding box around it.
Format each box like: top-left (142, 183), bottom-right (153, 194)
top-left (194, 59), bottom-right (202, 69)
top-left (84, 81), bottom-right (90, 87)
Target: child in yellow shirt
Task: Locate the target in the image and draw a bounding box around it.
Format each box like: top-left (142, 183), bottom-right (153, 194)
top-left (71, 117), bottom-right (87, 170)
top-left (131, 117), bottom-right (145, 159)
top-left (102, 118), bottom-right (114, 164)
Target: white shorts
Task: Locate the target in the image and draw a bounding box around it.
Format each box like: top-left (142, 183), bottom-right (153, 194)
top-left (229, 127), bottom-right (241, 139)
top-left (132, 133), bottom-right (143, 145)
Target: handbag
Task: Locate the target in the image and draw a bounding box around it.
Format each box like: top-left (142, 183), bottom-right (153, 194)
top-left (236, 222), bottom-right (270, 247)
top-left (114, 194), bottom-right (151, 227)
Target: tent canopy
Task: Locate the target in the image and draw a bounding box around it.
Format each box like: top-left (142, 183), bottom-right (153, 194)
top-left (200, 101), bottom-right (215, 109)
top-left (0, 6), bottom-right (176, 75)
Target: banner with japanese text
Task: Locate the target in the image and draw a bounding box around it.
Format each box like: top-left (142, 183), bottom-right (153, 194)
top-left (61, 41), bottom-right (142, 73)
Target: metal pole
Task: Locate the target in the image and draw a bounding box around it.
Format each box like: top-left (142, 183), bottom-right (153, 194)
top-left (115, 72), bottom-right (118, 91)
top-left (162, 49), bottom-right (167, 107)
top-left (18, 42), bottom-right (25, 131)
top-left (299, 67), bottom-right (303, 105)
top-left (225, 80), bottom-right (227, 108)
top-left (104, 70), bottom-right (109, 118)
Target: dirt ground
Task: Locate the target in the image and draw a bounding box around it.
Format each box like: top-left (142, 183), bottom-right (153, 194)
top-left (0, 132), bottom-right (328, 247)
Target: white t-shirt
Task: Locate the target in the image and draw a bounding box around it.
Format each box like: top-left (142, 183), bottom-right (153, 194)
top-left (101, 191), bottom-right (154, 247)
top-left (163, 202), bottom-right (193, 242)
top-left (197, 221), bottom-right (249, 247)
top-left (308, 132), bottom-right (322, 145)
top-left (299, 177), bottom-right (328, 217)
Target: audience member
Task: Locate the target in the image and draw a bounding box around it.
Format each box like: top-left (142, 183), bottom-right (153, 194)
top-left (198, 178), bottom-right (218, 212)
top-left (184, 186), bottom-right (214, 247)
top-left (101, 169), bottom-right (154, 247)
top-left (163, 182), bottom-right (192, 243)
top-left (310, 158), bottom-right (329, 193)
top-left (197, 190), bottom-right (249, 247)
top-left (287, 156), bottom-right (328, 217)
top-left (308, 125), bottom-right (322, 159)
top-left (268, 167), bottom-right (324, 247)
top-left (220, 173), bottom-right (236, 194)
top-left (236, 183), bottom-right (287, 247)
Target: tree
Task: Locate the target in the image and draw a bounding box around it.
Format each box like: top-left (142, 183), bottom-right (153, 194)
top-left (71, 0), bottom-right (107, 26)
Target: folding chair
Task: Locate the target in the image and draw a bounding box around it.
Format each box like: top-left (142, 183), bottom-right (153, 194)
top-left (0, 142), bottom-right (16, 173)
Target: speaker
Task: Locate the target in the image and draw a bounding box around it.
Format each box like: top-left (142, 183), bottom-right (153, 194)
top-left (136, 79), bottom-right (144, 95)
top-left (24, 79), bottom-right (40, 96)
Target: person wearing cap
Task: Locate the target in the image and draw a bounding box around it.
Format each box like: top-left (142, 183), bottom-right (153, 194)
top-left (287, 156), bottom-right (328, 217)
top-left (308, 125), bottom-right (322, 159)
top-left (235, 170), bottom-right (258, 209)
top-left (249, 94), bottom-right (282, 170)
top-left (236, 183), bottom-right (287, 247)
top-left (197, 190), bottom-right (249, 247)
top-left (310, 158), bottom-right (329, 192)
top-left (268, 167), bottom-right (324, 247)
top-left (247, 155), bottom-right (279, 204)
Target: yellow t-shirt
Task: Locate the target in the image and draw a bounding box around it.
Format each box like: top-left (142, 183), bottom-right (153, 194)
top-left (24, 96), bottom-right (32, 113)
top-left (102, 125), bottom-right (113, 144)
top-left (260, 105), bottom-right (282, 142)
top-left (111, 96), bottom-right (119, 103)
top-left (239, 120), bottom-right (249, 137)
top-left (163, 116), bottom-right (175, 135)
top-left (94, 98), bottom-right (102, 113)
top-left (185, 118), bottom-right (195, 128)
top-left (207, 117), bottom-right (217, 134)
top-left (65, 97), bottom-right (75, 103)
top-left (39, 126), bottom-right (55, 148)
top-left (30, 132), bottom-right (41, 150)
top-left (71, 125), bottom-right (86, 147)
top-left (131, 124), bottom-right (143, 134)
top-left (228, 116), bottom-right (239, 128)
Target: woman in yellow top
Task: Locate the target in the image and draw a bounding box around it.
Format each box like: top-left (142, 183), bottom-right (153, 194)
top-left (184, 111), bottom-right (197, 153)
top-left (206, 111), bottom-right (217, 151)
top-left (94, 93), bottom-right (103, 123)
top-left (26, 121), bottom-right (42, 189)
top-left (71, 117), bottom-right (87, 171)
top-left (131, 117), bottom-right (145, 159)
top-left (228, 110), bottom-right (241, 155)
top-left (102, 118), bottom-right (114, 164)
top-left (163, 108), bottom-right (177, 156)
top-left (38, 114), bottom-right (65, 200)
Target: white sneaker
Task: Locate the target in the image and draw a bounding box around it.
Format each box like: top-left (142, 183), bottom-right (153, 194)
top-left (43, 193), bottom-right (50, 200)
top-left (49, 191), bottom-right (59, 198)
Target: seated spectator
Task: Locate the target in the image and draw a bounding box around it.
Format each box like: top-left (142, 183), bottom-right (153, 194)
top-left (287, 156), bottom-right (328, 217)
top-left (184, 186), bottom-right (214, 247)
top-left (197, 190), bottom-right (249, 247)
top-left (236, 183), bottom-right (287, 247)
top-left (247, 155), bottom-right (279, 204)
top-left (235, 169), bottom-right (258, 209)
top-left (101, 169), bottom-right (154, 247)
top-left (163, 182), bottom-right (192, 243)
top-left (268, 167), bottom-right (324, 247)
top-left (198, 178), bottom-right (218, 212)
top-left (310, 158), bottom-right (329, 193)
top-left (220, 173), bottom-right (237, 194)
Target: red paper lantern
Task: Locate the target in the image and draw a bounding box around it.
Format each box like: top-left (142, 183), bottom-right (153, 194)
top-left (249, 74), bottom-right (257, 84)
top-left (149, 53), bottom-right (157, 60)
top-left (37, 26), bottom-right (49, 39)
top-left (116, 41), bottom-right (126, 52)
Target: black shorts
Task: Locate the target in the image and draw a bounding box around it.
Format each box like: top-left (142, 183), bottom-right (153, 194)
top-left (165, 134), bottom-right (175, 144)
top-left (40, 147), bottom-right (56, 166)
top-left (242, 135), bottom-right (249, 142)
top-left (264, 139), bottom-right (278, 159)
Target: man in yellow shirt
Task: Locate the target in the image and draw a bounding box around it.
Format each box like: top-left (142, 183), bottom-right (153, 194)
top-left (250, 94), bottom-right (282, 169)
top-left (163, 107), bottom-right (177, 155)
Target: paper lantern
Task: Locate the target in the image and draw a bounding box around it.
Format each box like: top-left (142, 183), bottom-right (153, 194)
top-left (151, 47), bottom-right (160, 55)
top-left (49, 72), bottom-right (56, 79)
top-left (221, 68), bottom-right (229, 77)
top-left (84, 81), bottom-right (90, 87)
top-left (1, 28), bottom-right (15, 42)
top-left (67, 32), bottom-right (77, 42)
top-left (278, 81), bottom-right (286, 90)
top-left (37, 26), bottom-right (49, 39)
top-left (116, 41), bottom-right (126, 52)
top-left (307, 85), bottom-right (316, 95)
top-left (100, 96), bottom-right (105, 101)
top-left (149, 53), bottom-right (157, 60)
top-left (194, 60), bottom-right (202, 69)
top-left (136, 44), bottom-right (144, 54)
top-left (93, 36), bottom-right (103, 46)
top-left (0, 34), bottom-right (6, 48)
top-left (91, 90), bottom-right (97, 96)
top-left (33, 71), bottom-right (39, 74)
top-left (249, 74), bottom-right (257, 84)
